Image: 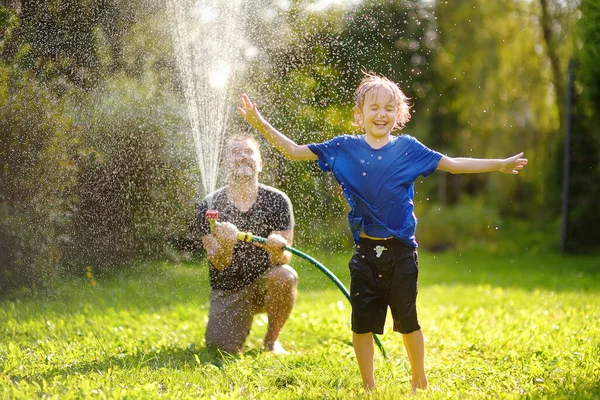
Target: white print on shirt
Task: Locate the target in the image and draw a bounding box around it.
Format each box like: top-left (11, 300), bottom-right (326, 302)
top-left (374, 245), bottom-right (388, 258)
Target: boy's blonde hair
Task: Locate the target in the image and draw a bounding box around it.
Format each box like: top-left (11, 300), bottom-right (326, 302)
top-left (353, 72), bottom-right (411, 131)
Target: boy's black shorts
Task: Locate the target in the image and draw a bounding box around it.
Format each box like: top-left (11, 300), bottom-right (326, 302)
top-left (349, 237), bottom-right (420, 335)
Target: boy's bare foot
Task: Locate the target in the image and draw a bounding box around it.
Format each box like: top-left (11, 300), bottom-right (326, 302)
top-left (264, 340), bottom-right (290, 355)
top-left (363, 383), bottom-right (377, 393)
top-left (411, 378), bottom-right (428, 394)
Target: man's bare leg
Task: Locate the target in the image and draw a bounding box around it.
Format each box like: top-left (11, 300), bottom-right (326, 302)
top-left (263, 266), bottom-right (297, 353)
top-left (353, 332), bottom-right (376, 391)
top-left (402, 329), bottom-right (428, 392)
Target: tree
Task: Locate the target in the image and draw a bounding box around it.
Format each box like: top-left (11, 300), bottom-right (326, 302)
top-left (561, 0), bottom-right (600, 252)
top-left (0, 62), bottom-right (80, 293)
top-left (430, 0), bottom-right (577, 220)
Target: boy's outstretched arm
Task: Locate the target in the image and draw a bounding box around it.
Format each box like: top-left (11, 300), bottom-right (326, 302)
top-left (238, 94), bottom-right (317, 161)
top-left (437, 153), bottom-right (528, 174)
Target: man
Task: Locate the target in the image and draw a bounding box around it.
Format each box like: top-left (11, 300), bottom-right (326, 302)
top-left (194, 135), bottom-right (297, 354)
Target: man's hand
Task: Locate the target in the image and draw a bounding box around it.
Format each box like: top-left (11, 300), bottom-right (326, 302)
top-left (202, 222), bottom-right (238, 270)
top-left (264, 233), bottom-right (288, 255)
top-left (214, 221), bottom-right (238, 247)
top-left (499, 152), bottom-right (528, 175)
top-left (254, 233), bottom-right (291, 266)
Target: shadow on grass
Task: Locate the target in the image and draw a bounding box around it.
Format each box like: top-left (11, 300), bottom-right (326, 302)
top-left (547, 379), bottom-right (600, 399)
top-left (11, 344), bottom-right (258, 384)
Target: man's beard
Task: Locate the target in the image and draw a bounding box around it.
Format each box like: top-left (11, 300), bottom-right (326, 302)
top-left (230, 163), bottom-right (257, 179)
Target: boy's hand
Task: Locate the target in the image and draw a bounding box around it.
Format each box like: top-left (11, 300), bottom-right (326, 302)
top-left (238, 93), bottom-right (264, 130)
top-left (499, 152), bottom-right (528, 174)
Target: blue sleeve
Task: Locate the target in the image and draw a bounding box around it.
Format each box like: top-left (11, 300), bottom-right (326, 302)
top-left (307, 136), bottom-right (343, 173)
top-left (409, 136), bottom-right (443, 177)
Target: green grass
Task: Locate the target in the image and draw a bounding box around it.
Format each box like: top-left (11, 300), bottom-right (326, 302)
top-left (1, 248), bottom-right (599, 399)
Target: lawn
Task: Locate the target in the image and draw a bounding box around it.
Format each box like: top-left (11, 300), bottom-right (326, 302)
top-left (1, 247), bottom-right (599, 399)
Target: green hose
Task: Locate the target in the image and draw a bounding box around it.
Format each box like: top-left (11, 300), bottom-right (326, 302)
top-left (247, 234), bottom-right (388, 358)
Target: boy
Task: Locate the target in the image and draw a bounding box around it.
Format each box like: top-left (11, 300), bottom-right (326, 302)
top-left (237, 73), bottom-right (527, 391)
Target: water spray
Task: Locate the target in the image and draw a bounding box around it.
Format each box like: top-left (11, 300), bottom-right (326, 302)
top-left (206, 210), bottom-right (387, 358)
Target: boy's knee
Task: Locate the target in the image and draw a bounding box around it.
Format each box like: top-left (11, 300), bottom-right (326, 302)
top-left (394, 319), bottom-right (421, 334)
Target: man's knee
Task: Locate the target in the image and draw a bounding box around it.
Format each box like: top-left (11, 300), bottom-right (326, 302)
top-left (266, 265), bottom-right (298, 289)
top-left (205, 289), bottom-right (254, 354)
top-left (205, 318), bottom-right (248, 354)
top-left (205, 335), bottom-right (242, 354)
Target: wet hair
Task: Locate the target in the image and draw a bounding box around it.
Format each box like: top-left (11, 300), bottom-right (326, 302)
top-left (353, 72), bottom-right (411, 131)
top-left (226, 134), bottom-right (261, 155)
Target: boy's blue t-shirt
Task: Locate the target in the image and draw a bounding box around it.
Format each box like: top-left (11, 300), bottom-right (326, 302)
top-left (307, 134), bottom-right (442, 247)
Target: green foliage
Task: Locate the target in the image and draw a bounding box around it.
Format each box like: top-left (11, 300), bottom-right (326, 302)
top-left (415, 198), bottom-right (501, 252)
top-left (0, 61), bottom-right (80, 293)
top-left (431, 0), bottom-right (566, 217)
top-left (1, 0), bottom-right (596, 295)
top-left (63, 70), bottom-right (196, 271)
top-left (2, 0), bottom-right (100, 87)
top-left (577, 0), bottom-right (600, 113)
top-left (562, 0), bottom-right (600, 252)
top-left (0, 7), bottom-right (19, 54)
top-left (0, 4), bottom-right (198, 284)
top-left (1, 251), bottom-right (599, 398)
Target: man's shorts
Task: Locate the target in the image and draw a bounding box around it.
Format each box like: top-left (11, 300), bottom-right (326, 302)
top-left (349, 237), bottom-right (420, 335)
top-left (204, 265), bottom-right (298, 353)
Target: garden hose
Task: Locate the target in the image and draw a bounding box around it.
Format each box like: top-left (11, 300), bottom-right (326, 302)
top-left (206, 210), bottom-right (387, 358)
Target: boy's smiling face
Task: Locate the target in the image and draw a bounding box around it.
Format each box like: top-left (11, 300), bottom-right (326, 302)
top-left (360, 86), bottom-right (398, 142)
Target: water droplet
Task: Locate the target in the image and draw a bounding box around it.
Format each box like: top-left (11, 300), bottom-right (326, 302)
top-left (362, 172), bottom-right (367, 176)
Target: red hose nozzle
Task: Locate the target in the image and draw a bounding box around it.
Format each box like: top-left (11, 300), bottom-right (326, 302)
top-left (206, 210), bottom-right (219, 233)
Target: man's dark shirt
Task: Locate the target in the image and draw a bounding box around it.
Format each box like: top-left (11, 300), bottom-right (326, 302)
top-left (195, 184), bottom-right (294, 291)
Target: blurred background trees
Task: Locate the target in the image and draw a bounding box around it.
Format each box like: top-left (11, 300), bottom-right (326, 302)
top-left (0, 0), bottom-right (597, 294)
